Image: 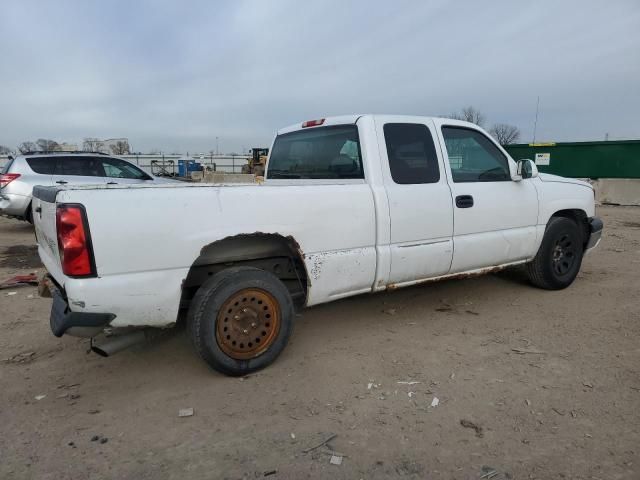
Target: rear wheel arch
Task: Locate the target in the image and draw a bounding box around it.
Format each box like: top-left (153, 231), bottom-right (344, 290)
top-left (180, 233), bottom-right (309, 313)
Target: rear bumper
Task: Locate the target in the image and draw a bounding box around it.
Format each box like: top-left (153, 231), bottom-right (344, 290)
top-left (0, 192), bottom-right (31, 218)
top-left (585, 217), bottom-right (603, 251)
top-left (48, 280), bottom-right (115, 337)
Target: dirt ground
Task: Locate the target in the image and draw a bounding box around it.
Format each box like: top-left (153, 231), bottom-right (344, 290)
top-left (1, 206), bottom-right (639, 480)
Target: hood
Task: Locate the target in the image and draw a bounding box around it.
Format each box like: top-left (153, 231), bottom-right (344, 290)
top-left (538, 173), bottom-right (592, 189)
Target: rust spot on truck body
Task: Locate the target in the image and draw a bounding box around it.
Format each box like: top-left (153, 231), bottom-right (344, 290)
top-left (386, 265), bottom-right (508, 291)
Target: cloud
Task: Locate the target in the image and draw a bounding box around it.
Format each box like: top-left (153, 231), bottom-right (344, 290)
top-left (1, 0), bottom-right (639, 152)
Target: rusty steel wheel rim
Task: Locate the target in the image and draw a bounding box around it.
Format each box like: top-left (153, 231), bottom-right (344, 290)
top-left (216, 288), bottom-right (281, 360)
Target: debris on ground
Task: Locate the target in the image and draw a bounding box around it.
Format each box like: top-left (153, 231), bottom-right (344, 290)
top-left (430, 397), bottom-right (439, 408)
top-left (397, 381), bottom-right (420, 385)
top-left (263, 470), bottom-right (277, 477)
top-left (435, 306), bottom-right (453, 312)
top-left (91, 435), bottom-right (100, 442)
top-left (57, 383), bottom-right (80, 389)
top-left (480, 466), bottom-right (500, 480)
top-left (302, 433), bottom-right (337, 454)
top-left (4, 351), bottom-right (35, 364)
top-left (5, 291), bottom-right (17, 296)
top-left (329, 455), bottom-right (343, 465)
top-left (465, 310), bottom-right (480, 315)
top-left (460, 419), bottom-right (484, 438)
top-left (511, 348), bottom-right (546, 355)
top-left (34, 394), bottom-right (46, 401)
top-left (383, 308), bottom-right (397, 315)
top-left (178, 408), bottom-right (194, 417)
top-left (480, 465), bottom-right (506, 479)
top-left (0, 273), bottom-right (38, 290)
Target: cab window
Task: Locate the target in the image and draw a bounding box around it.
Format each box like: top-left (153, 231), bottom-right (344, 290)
top-left (383, 123), bottom-right (440, 184)
top-left (442, 127), bottom-right (510, 182)
top-left (101, 158), bottom-right (150, 180)
top-left (56, 156), bottom-right (105, 177)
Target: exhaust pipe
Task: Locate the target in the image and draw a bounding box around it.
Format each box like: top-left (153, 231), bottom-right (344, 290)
top-left (91, 330), bottom-right (150, 357)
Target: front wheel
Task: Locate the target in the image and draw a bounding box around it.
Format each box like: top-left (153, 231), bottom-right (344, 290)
top-left (526, 216), bottom-right (584, 290)
top-left (187, 266), bottom-right (294, 376)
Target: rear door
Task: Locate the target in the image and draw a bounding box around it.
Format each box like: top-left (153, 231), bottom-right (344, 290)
top-left (374, 117), bottom-right (454, 285)
top-left (51, 156), bottom-right (107, 186)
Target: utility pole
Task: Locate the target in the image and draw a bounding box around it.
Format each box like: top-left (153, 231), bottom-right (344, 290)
top-left (532, 96), bottom-right (540, 144)
top-left (215, 137), bottom-right (219, 156)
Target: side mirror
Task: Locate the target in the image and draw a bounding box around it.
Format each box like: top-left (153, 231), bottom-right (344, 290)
top-left (517, 159), bottom-right (538, 179)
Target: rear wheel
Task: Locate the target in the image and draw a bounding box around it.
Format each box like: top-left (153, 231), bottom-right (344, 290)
top-left (187, 266), bottom-right (294, 376)
top-left (25, 203), bottom-right (33, 224)
top-left (526, 216), bottom-right (584, 290)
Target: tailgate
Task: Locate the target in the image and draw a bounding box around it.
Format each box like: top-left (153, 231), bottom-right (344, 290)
top-left (32, 186), bottom-right (64, 282)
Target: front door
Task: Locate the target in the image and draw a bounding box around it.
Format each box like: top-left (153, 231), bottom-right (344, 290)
top-left (434, 120), bottom-right (539, 273)
top-left (375, 117), bottom-right (454, 285)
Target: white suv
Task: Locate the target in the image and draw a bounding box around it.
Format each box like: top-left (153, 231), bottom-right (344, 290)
top-left (1, 152), bottom-right (175, 222)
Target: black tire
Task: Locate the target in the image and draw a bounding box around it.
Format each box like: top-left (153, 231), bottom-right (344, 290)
top-left (526, 216), bottom-right (584, 290)
top-left (25, 203), bottom-right (33, 224)
top-left (187, 266), bottom-right (294, 376)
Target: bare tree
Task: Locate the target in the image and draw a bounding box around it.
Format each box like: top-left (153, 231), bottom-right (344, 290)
top-left (148, 148), bottom-right (161, 154)
top-left (83, 137), bottom-right (104, 152)
top-left (489, 123), bottom-right (521, 145)
top-left (446, 106), bottom-right (486, 127)
top-left (0, 145), bottom-right (11, 155)
top-left (110, 140), bottom-right (130, 155)
top-left (36, 138), bottom-right (59, 152)
top-left (17, 141), bottom-right (37, 154)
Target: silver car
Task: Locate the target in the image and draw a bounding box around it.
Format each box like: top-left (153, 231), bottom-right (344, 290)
top-left (1, 152), bottom-right (177, 222)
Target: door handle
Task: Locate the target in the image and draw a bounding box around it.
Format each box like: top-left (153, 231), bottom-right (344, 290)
top-left (56, 180), bottom-right (68, 185)
top-left (455, 195), bottom-right (474, 208)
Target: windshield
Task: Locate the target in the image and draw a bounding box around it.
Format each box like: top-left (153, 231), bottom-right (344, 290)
top-left (267, 125), bottom-right (363, 180)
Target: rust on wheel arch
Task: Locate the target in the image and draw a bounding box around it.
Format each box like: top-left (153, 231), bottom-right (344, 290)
top-left (215, 288), bottom-right (281, 360)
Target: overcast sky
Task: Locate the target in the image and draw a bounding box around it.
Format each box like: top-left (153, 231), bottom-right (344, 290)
top-left (1, 0), bottom-right (639, 153)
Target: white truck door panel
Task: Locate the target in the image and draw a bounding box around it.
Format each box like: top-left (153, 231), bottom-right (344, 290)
top-left (374, 117), bottom-right (454, 285)
top-left (435, 122), bottom-right (538, 272)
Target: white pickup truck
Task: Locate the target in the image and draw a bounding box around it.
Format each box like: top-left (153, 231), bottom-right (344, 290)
top-left (33, 115), bottom-right (603, 375)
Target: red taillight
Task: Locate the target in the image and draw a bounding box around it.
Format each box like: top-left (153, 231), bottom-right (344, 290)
top-left (0, 173), bottom-right (20, 188)
top-left (56, 205), bottom-right (95, 277)
top-left (301, 118), bottom-right (325, 128)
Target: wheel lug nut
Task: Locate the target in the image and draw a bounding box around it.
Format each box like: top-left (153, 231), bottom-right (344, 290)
top-left (234, 315), bottom-right (240, 320)
top-left (243, 329), bottom-right (248, 334)
top-left (251, 322), bottom-right (257, 328)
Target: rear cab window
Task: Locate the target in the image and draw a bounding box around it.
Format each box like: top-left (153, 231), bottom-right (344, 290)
top-left (267, 125), bottom-right (364, 180)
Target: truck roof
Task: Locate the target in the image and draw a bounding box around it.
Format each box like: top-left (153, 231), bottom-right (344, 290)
top-left (277, 114), bottom-right (476, 135)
